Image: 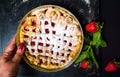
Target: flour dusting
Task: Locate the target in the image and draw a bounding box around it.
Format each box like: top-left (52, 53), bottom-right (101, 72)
top-left (84, 0), bottom-right (90, 4)
top-left (22, 0), bottom-right (29, 3)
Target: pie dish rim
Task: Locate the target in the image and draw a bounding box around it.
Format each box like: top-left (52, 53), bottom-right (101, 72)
top-left (16, 4), bottom-right (84, 72)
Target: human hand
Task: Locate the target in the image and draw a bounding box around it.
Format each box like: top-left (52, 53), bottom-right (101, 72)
top-left (0, 34), bottom-right (25, 77)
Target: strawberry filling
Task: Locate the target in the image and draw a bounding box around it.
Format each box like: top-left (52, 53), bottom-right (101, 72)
top-left (60, 12), bottom-right (63, 16)
top-left (38, 49), bottom-right (43, 53)
top-left (32, 20), bottom-right (36, 26)
top-left (32, 28), bottom-right (36, 32)
top-left (40, 37), bottom-right (42, 40)
top-left (38, 42), bottom-right (43, 46)
top-left (51, 22), bottom-right (55, 27)
top-left (45, 29), bottom-right (49, 33)
top-left (44, 9), bottom-right (48, 12)
top-left (46, 37), bottom-right (50, 41)
top-left (46, 43), bottom-right (50, 47)
top-left (52, 31), bottom-right (56, 34)
top-left (61, 60), bottom-right (65, 62)
top-left (31, 49), bottom-right (35, 52)
top-left (31, 41), bottom-right (35, 46)
top-left (24, 35), bottom-right (29, 38)
top-left (69, 42), bottom-right (72, 46)
top-left (45, 21), bottom-right (49, 25)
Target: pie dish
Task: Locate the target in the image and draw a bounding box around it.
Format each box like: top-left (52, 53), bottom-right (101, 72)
top-left (16, 5), bottom-right (84, 72)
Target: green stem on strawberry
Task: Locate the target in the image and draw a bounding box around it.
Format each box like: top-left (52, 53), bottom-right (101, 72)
top-left (87, 42), bottom-right (99, 68)
top-left (75, 50), bottom-right (89, 64)
top-left (75, 42), bottom-right (99, 68)
top-left (86, 42), bottom-right (99, 68)
top-left (89, 45), bottom-right (99, 68)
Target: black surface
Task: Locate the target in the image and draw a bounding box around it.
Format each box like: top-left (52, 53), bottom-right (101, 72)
top-left (1, 0), bottom-right (120, 77)
top-left (100, 0), bottom-right (120, 77)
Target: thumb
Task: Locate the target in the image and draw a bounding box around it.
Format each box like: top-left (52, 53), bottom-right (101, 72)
top-left (12, 43), bottom-right (25, 63)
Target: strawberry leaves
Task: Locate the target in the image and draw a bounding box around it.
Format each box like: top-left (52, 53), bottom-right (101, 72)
top-left (91, 30), bottom-right (107, 48)
top-left (91, 22), bottom-right (107, 48)
top-left (75, 51), bottom-right (89, 64)
top-left (75, 21), bottom-right (107, 69)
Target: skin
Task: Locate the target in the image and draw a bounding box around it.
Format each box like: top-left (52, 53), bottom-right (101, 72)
top-left (0, 34), bottom-right (25, 77)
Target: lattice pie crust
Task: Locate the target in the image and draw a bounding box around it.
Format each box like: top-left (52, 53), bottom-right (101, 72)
top-left (17, 5), bottom-right (83, 70)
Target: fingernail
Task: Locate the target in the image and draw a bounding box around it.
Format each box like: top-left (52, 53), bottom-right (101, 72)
top-left (19, 43), bottom-right (24, 50)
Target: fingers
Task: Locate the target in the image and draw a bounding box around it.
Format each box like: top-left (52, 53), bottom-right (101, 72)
top-left (12, 43), bottom-right (25, 64)
top-left (2, 34), bottom-right (16, 61)
top-left (2, 34), bottom-right (25, 64)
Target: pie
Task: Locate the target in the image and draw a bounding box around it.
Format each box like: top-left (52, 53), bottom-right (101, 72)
top-left (16, 5), bottom-right (83, 72)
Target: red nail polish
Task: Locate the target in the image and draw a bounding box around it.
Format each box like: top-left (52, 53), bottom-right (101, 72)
top-left (19, 43), bottom-right (24, 50)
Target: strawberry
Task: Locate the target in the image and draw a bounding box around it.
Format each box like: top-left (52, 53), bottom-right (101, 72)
top-left (105, 61), bottom-right (118, 72)
top-left (80, 59), bottom-right (91, 69)
top-left (85, 21), bottom-right (98, 33)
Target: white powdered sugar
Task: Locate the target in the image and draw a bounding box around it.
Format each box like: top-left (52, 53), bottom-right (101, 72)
top-left (25, 16), bottom-right (79, 64)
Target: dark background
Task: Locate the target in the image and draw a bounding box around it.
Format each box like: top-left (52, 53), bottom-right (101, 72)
top-left (0, 0), bottom-right (120, 77)
top-left (100, 0), bottom-right (120, 77)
